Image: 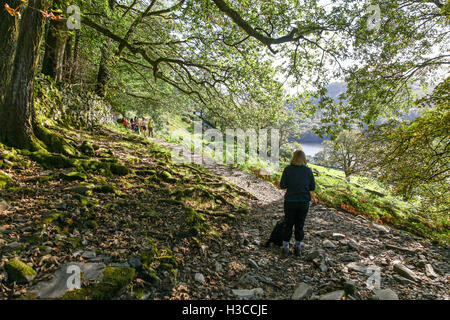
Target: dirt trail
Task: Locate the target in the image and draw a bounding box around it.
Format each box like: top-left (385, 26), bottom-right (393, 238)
top-left (151, 137), bottom-right (450, 300)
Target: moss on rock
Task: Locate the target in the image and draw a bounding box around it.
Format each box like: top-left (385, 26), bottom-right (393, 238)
top-left (0, 149), bottom-right (27, 169)
top-left (69, 183), bottom-right (95, 196)
top-left (185, 207), bottom-right (208, 235)
top-left (22, 149), bottom-right (74, 169)
top-left (138, 245), bottom-right (178, 288)
top-left (93, 184), bottom-right (116, 194)
top-left (7, 187), bottom-right (37, 196)
top-left (62, 267), bottom-right (135, 300)
top-left (0, 172), bottom-right (12, 189)
top-left (25, 175), bottom-right (54, 184)
top-left (159, 170), bottom-right (177, 183)
top-left (34, 125), bottom-right (79, 157)
top-left (136, 169), bottom-right (157, 176)
top-left (80, 141), bottom-right (95, 156)
top-left (62, 172), bottom-right (88, 182)
top-left (110, 163), bottom-right (131, 176)
top-left (5, 259), bottom-right (37, 283)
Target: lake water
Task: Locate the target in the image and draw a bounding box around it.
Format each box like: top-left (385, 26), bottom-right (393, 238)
top-left (299, 142), bottom-right (325, 158)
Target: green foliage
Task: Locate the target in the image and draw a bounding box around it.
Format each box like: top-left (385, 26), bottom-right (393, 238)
top-left (316, 130), bottom-right (368, 177)
top-left (314, 0), bottom-right (449, 135)
top-left (363, 80), bottom-right (450, 212)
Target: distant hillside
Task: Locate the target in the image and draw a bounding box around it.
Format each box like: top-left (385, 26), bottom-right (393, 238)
top-left (294, 82), bottom-right (423, 143)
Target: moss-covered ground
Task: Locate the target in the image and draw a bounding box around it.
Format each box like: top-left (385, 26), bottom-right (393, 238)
top-left (0, 124), bottom-right (251, 299)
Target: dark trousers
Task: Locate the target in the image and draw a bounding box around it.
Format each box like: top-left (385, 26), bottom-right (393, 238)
top-left (283, 201), bottom-right (309, 242)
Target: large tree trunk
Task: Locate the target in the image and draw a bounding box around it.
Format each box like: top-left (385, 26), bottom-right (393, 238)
top-left (42, 19), bottom-right (67, 82)
top-left (0, 0), bottom-right (47, 149)
top-left (0, 0), bottom-right (21, 103)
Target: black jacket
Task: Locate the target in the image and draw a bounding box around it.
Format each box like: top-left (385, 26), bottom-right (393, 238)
top-left (280, 165), bottom-right (316, 202)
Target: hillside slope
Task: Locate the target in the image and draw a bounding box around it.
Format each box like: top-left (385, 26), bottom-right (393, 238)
top-left (0, 125), bottom-right (448, 300)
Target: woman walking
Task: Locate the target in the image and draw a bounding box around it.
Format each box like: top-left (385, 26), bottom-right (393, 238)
top-left (279, 150), bottom-right (316, 258)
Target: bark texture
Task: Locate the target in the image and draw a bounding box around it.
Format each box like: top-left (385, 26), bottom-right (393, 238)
top-left (0, 0), bottom-right (47, 149)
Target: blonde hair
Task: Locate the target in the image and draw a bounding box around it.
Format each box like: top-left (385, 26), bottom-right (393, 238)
top-left (290, 150), bottom-right (307, 166)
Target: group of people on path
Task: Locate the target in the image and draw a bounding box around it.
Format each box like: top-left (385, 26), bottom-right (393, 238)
top-left (121, 116), bottom-right (154, 137)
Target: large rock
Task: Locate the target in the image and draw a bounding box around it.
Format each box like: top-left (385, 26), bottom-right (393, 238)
top-left (372, 223), bottom-right (390, 233)
top-left (5, 259), bottom-right (37, 283)
top-left (345, 239), bottom-right (360, 251)
top-left (215, 262), bottom-right (223, 273)
top-left (319, 260), bottom-right (328, 273)
top-left (80, 141), bottom-right (95, 156)
top-left (232, 288), bottom-right (264, 299)
top-left (323, 240), bottom-right (337, 249)
top-left (319, 290), bottom-right (345, 300)
top-left (6, 241), bottom-right (21, 251)
top-left (346, 262), bottom-right (368, 274)
top-left (31, 262), bottom-right (106, 298)
top-left (339, 253), bottom-right (359, 262)
top-left (393, 263), bottom-right (418, 282)
top-left (343, 280), bottom-right (356, 296)
top-left (425, 264), bottom-right (439, 278)
top-left (194, 273), bottom-right (205, 283)
top-left (81, 251), bottom-right (96, 260)
top-left (240, 274), bottom-right (259, 286)
top-left (373, 289), bottom-right (399, 300)
top-left (306, 249), bottom-right (324, 261)
top-left (291, 283), bottom-right (313, 300)
top-left (128, 256), bottom-right (142, 268)
top-left (0, 199), bottom-right (11, 213)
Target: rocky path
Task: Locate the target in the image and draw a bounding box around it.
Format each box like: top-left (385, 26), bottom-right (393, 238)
top-left (3, 130), bottom-right (447, 300)
top-left (152, 137), bottom-right (450, 300)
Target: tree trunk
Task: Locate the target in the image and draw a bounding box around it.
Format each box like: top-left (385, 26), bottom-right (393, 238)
top-left (42, 19), bottom-right (67, 82)
top-left (95, 39), bottom-right (114, 97)
top-left (0, 0), bottom-right (47, 149)
top-left (63, 34), bottom-right (74, 82)
top-left (95, 0), bottom-right (116, 97)
top-left (70, 30), bottom-right (80, 83)
top-left (0, 0), bottom-right (21, 103)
